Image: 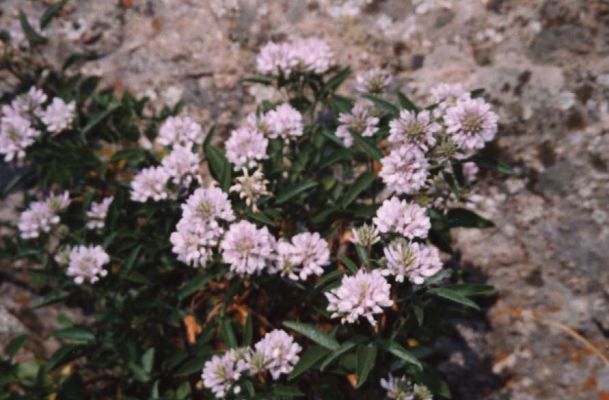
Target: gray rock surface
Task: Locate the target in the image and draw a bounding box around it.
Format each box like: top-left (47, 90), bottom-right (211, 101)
top-left (2, 0), bottom-right (609, 398)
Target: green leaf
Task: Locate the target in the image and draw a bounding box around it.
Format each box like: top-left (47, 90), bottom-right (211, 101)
top-left (385, 341), bottom-right (423, 369)
top-left (338, 255), bottom-right (358, 274)
top-left (283, 321), bottom-right (340, 351)
top-left (355, 345), bottom-right (377, 387)
top-left (127, 361), bottom-right (150, 382)
top-left (141, 347), bottom-right (155, 374)
top-left (324, 67), bottom-right (351, 92)
top-left (32, 292), bottom-right (67, 309)
top-left (413, 305), bottom-right (424, 326)
top-left (178, 273), bottom-right (213, 300)
top-left (19, 11), bottom-right (47, 46)
top-left (50, 326), bottom-right (96, 343)
top-left (428, 287), bottom-right (481, 310)
top-left (5, 334), bottom-right (28, 358)
top-left (314, 269), bottom-right (345, 290)
top-left (361, 94), bottom-right (399, 116)
top-left (176, 382), bottom-right (192, 399)
top-left (444, 283), bottom-right (495, 297)
top-left (272, 384), bottom-right (305, 398)
top-left (326, 95), bottom-right (353, 114)
top-left (82, 104), bottom-right (119, 137)
top-left (204, 145), bottom-right (232, 192)
top-left (470, 88), bottom-right (485, 98)
top-left (445, 208), bottom-right (494, 229)
top-left (275, 181), bottom-right (318, 204)
top-left (221, 320), bottom-right (237, 348)
top-left (245, 210), bottom-right (276, 227)
top-left (396, 91), bottom-right (418, 112)
top-left (243, 313), bottom-right (253, 346)
top-left (40, 0), bottom-right (68, 29)
top-left (288, 345), bottom-right (329, 380)
top-left (465, 155), bottom-right (514, 175)
top-left (341, 171), bottom-right (376, 208)
top-left (351, 131), bottom-right (383, 160)
top-left (320, 341), bottom-right (356, 371)
top-left (45, 344), bottom-right (83, 371)
top-left (175, 355), bottom-right (208, 376)
top-left (242, 76), bottom-right (274, 85)
top-left (123, 244), bottom-right (142, 274)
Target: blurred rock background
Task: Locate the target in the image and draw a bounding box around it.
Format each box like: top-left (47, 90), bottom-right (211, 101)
top-left (1, 0), bottom-right (609, 399)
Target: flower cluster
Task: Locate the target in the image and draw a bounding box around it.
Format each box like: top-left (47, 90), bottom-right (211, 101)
top-left (355, 68), bottom-right (393, 94)
top-left (202, 329), bottom-right (301, 397)
top-left (0, 86), bottom-right (75, 162)
top-left (326, 269), bottom-right (393, 325)
top-left (381, 374), bottom-right (433, 400)
top-left (131, 116), bottom-right (203, 202)
top-left (85, 197), bottom-right (113, 230)
top-left (373, 197), bottom-right (430, 239)
top-left (18, 191), bottom-right (70, 239)
top-left (62, 245), bottom-right (110, 285)
top-left (256, 38), bottom-right (334, 76)
top-left (383, 239), bottom-right (442, 284)
top-left (220, 220), bottom-right (275, 275)
top-left (273, 232), bottom-right (330, 281)
top-left (170, 186), bottom-right (235, 268)
top-left (336, 101), bottom-right (379, 147)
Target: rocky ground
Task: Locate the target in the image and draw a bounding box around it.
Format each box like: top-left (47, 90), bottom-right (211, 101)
top-left (2, 0), bottom-right (609, 399)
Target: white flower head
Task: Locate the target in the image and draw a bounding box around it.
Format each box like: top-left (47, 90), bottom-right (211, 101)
top-left (444, 97), bottom-right (498, 151)
top-left (18, 192), bottom-right (70, 239)
top-left (225, 126), bottom-right (269, 170)
top-left (430, 82), bottom-right (469, 110)
top-left (170, 219), bottom-right (222, 268)
top-left (156, 116), bottom-right (203, 148)
top-left (336, 101), bottom-right (379, 147)
top-left (380, 145), bottom-right (429, 195)
top-left (220, 220), bottom-right (275, 275)
top-left (230, 167), bottom-right (271, 212)
top-left (388, 110), bottom-right (440, 151)
top-left (86, 196), bottom-right (113, 230)
top-left (41, 98), bottom-right (76, 134)
top-left (326, 269), bottom-right (393, 325)
top-left (160, 145), bottom-right (201, 187)
top-left (202, 349), bottom-right (247, 398)
top-left (373, 197), bottom-right (430, 240)
top-left (0, 112), bottom-right (40, 162)
top-left (383, 240), bottom-right (442, 284)
top-left (263, 103), bottom-right (303, 140)
top-left (381, 374), bottom-right (432, 400)
top-left (351, 224), bottom-right (380, 248)
top-left (355, 68), bottom-right (393, 94)
top-left (181, 186), bottom-right (235, 226)
top-left (273, 232), bottom-right (330, 281)
top-left (251, 329), bottom-right (302, 380)
top-left (11, 87), bottom-right (48, 117)
top-left (130, 166), bottom-right (171, 202)
top-left (66, 245), bottom-right (110, 284)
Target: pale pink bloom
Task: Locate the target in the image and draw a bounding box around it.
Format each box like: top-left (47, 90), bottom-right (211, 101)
top-left (170, 219), bottom-right (221, 268)
top-left (263, 103), bottom-right (303, 140)
top-left (225, 126), bottom-right (268, 169)
top-left (230, 167), bottom-right (271, 211)
top-left (66, 245), bottom-right (110, 284)
top-left (430, 82), bottom-right (469, 108)
top-left (380, 145), bottom-right (429, 195)
top-left (0, 112), bottom-right (40, 161)
top-left (251, 330), bottom-right (301, 380)
top-left (383, 240), bottom-right (442, 284)
top-left (160, 145), bottom-right (200, 186)
top-left (444, 97), bottom-right (498, 151)
top-left (220, 221), bottom-right (275, 275)
top-left (18, 191), bottom-right (70, 239)
top-left (130, 166), bottom-right (171, 202)
top-left (381, 374), bottom-right (432, 400)
top-left (273, 232), bottom-right (330, 281)
top-left (462, 161), bottom-right (479, 184)
top-left (326, 269), bottom-right (393, 325)
top-left (336, 101), bottom-right (379, 147)
top-left (41, 98), bottom-right (76, 134)
top-left (255, 41), bottom-right (293, 75)
top-left (11, 87), bottom-right (47, 117)
top-left (202, 350), bottom-right (248, 398)
top-left (289, 38), bottom-right (334, 74)
top-left (355, 68), bottom-right (393, 94)
top-left (388, 110), bottom-right (440, 151)
top-left (181, 186), bottom-right (235, 226)
top-left (86, 196), bottom-right (113, 230)
top-left (373, 197), bottom-right (430, 239)
top-left (156, 116), bottom-right (203, 147)
top-left (351, 224), bottom-right (380, 248)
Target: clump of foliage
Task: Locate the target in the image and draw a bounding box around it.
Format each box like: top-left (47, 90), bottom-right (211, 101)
top-left (0, 5), bottom-right (509, 400)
